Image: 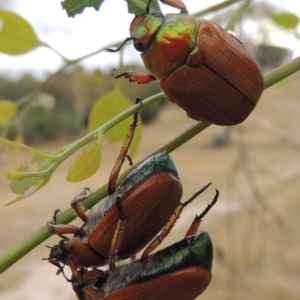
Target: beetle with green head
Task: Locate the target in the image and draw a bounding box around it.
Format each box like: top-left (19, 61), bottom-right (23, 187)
top-left (107, 0), bottom-right (264, 126)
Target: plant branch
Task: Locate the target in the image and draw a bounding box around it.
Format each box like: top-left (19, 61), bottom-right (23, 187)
top-left (0, 44), bottom-right (300, 276)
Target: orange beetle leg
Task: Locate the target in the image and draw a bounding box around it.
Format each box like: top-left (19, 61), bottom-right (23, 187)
top-left (108, 113), bottom-right (138, 194)
top-left (112, 69), bottom-right (156, 84)
top-left (70, 187), bottom-right (92, 223)
top-left (141, 182), bottom-right (211, 258)
top-left (47, 222), bottom-right (80, 235)
top-left (185, 189), bottom-right (219, 237)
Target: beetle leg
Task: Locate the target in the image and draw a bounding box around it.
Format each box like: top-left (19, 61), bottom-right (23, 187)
top-left (68, 258), bottom-right (105, 283)
top-left (159, 0), bottom-right (188, 13)
top-left (112, 69), bottom-right (156, 84)
top-left (108, 113), bottom-right (138, 194)
top-left (47, 188), bottom-right (92, 236)
top-left (52, 209), bottom-right (61, 224)
top-left (71, 187), bottom-right (92, 223)
top-left (47, 222), bottom-right (81, 235)
top-left (141, 182), bottom-right (211, 258)
top-left (185, 189), bottom-right (219, 237)
top-left (108, 197), bottom-right (127, 270)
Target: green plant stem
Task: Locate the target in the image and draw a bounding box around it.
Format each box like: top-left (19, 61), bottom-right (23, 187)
top-left (0, 55), bottom-right (300, 274)
top-left (194, 0), bottom-right (241, 18)
top-left (264, 56), bottom-right (300, 89)
top-left (225, 0), bottom-right (252, 31)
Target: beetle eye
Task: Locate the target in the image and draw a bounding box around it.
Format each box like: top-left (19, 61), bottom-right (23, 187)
top-left (151, 11), bottom-right (164, 19)
top-left (133, 39), bottom-right (144, 52)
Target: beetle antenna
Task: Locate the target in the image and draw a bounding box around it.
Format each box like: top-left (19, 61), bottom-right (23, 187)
top-left (105, 37), bottom-right (134, 53)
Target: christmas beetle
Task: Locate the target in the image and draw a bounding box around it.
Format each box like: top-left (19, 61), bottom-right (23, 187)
top-left (47, 112), bottom-right (211, 270)
top-left (53, 190), bottom-right (219, 300)
top-left (106, 0), bottom-right (264, 126)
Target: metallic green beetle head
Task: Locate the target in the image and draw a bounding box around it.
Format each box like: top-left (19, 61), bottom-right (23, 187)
top-left (130, 11), bottom-right (165, 52)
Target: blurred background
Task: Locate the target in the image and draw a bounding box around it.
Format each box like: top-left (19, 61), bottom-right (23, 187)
top-left (0, 0), bottom-right (299, 299)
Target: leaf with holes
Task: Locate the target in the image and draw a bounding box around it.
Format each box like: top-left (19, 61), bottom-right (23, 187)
top-left (61, 0), bottom-right (105, 17)
top-left (126, 0), bottom-right (161, 15)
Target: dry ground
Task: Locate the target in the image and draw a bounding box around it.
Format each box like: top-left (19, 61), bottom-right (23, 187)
top-left (1, 73), bottom-right (300, 300)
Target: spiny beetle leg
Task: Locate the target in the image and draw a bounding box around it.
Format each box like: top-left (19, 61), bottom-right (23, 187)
top-left (108, 113), bottom-right (138, 194)
top-left (185, 189), bottom-right (219, 237)
top-left (52, 209), bottom-right (61, 224)
top-left (141, 182), bottom-right (211, 258)
top-left (47, 223), bottom-right (81, 236)
top-left (47, 188), bottom-right (92, 236)
top-left (112, 69), bottom-right (156, 84)
top-left (70, 187), bottom-right (92, 223)
top-left (108, 197), bottom-right (127, 270)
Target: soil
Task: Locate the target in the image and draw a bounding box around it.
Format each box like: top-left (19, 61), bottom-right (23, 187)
top-left (1, 73), bottom-right (300, 300)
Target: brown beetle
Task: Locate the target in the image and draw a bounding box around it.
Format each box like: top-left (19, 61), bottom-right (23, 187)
top-left (51, 190), bottom-right (219, 300)
top-left (47, 112), bottom-right (211, 270)
top-left (107, 0), bottom-right (264, 126)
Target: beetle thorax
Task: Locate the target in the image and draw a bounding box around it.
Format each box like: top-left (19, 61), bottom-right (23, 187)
top-left (140, 13), bottom-right (200, 80)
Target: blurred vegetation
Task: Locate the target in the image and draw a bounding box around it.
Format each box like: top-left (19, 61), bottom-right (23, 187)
top-left (0, 66), bottom-right (162, 143)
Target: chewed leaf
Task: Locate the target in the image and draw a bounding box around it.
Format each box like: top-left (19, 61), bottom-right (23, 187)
top-left (61, 0), bottom-right (105, 17)
top-left (7, 156), bottom-right (53, 194)
top-left (2, 150), bottom-right (56, 205)
top-left (271, 13), bottom-right (300, 29)
top-left (87, 89), bottom-right (142, 157)
top-left (3, 164), bottom-right (51, 206)
top-left (0, 99), bottom-right (17, 125)
top-left (5, 186), bottom-right (38, 206)
top-left (9, 167), bottom-right (42, 194)
top-left (67, 133), bottom-right (104, 182)
top-left (0, 10), bottom-right (41, 55)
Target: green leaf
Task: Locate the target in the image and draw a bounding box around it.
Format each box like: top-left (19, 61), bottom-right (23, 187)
top-left (61, 0), bottom-right (105, 17)
top-left (126, 0), bottom-right (161, 15)
top-left (0, 10), bottom-right (41, 55)
top-left (0, 99), bottom-right (17, 125)
top-left (87, 88), bottom-right (142, 157)
top-left (67, 132), bottom-right (104, 182)
top-left (271, 13), bottom-right (300, 29)
top-left (9, 165), bottom-right (40, 194)
top-left (3, 162), bottom-right (51, 206)
top-left (3, 151), bottom-right (54, 205)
